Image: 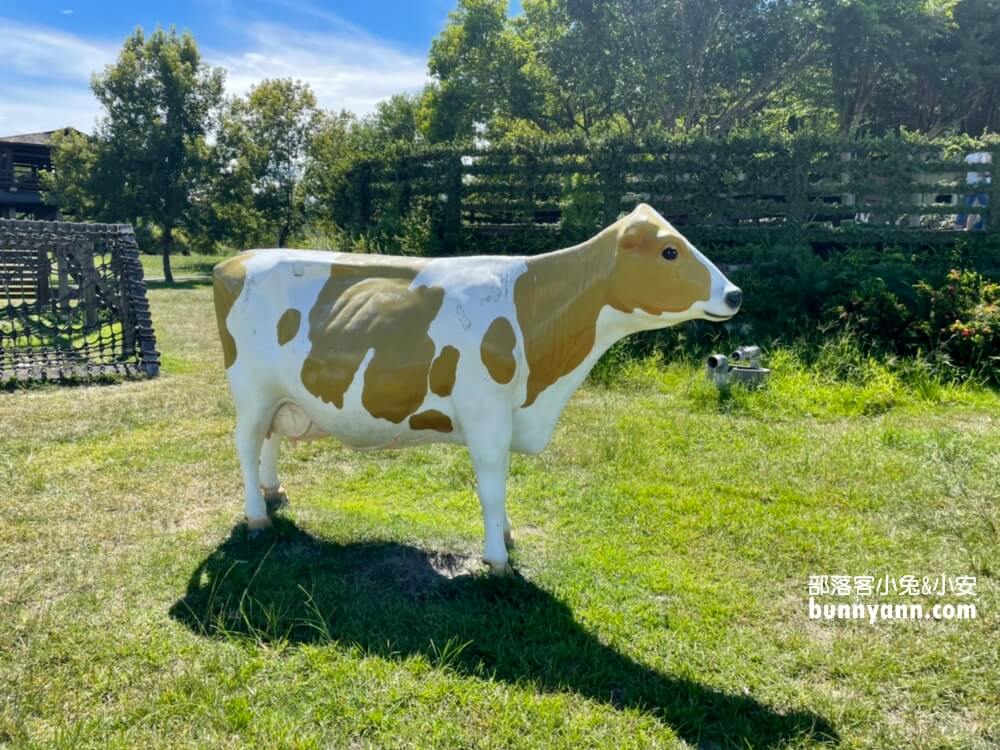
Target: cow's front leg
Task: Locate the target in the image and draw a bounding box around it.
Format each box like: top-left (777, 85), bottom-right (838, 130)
top-left (467, 426), bottom-right (513, 576)
top-left (235, 411), bottom-right (270, 535)
top-left (473, 454), bottom-right (512, 575)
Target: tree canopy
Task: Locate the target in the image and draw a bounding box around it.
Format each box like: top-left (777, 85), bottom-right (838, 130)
top-left (213, 79), bottom-right (319, 248)
top-left (42, 2), bottom-right (1000, 267)
top-left (422, 0), bottom-right (1000, 139)
top-left (47, 27), bottom-right (225, 281)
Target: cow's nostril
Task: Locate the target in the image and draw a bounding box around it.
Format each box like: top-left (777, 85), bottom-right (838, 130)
top-left (725, 289), bottom-right (743, 309)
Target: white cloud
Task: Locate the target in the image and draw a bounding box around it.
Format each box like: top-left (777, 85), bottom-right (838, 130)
top-left (4, 19), bottom-right (116, 83)
top-left (0, 19), bottom-right (115, 134)
top-left (207, 22), bottom-right (428, 115)
top-left (0, 85), bottom-right (103, 135)
top-left (0, 13), bottom-right (428, 137)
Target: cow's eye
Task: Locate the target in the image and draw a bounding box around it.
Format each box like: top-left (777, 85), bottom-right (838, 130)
top-left (662, 246), bottom-right (678, 261)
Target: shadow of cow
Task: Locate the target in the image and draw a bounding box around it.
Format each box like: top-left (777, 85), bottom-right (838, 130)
top-left (170, 518), bottom-right (839, 748)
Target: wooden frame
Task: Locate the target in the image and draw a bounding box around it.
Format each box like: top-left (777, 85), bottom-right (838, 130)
top-left (0, 220), bottom-right (159, 383)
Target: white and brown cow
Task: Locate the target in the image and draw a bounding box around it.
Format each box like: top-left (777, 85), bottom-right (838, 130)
top-left (213, 203), bottom-right (742, 574)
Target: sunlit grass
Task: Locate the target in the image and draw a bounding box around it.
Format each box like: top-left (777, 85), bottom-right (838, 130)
top-left (139, 252), bottom-right (231, 280)
top-left (1, 282), bottom-right (997, 748)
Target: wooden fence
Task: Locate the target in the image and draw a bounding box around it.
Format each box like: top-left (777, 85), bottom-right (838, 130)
top-left (341, 136), bottom-right (999, 254)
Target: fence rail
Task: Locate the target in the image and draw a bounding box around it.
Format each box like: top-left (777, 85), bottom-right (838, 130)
top-left (340, 136), bottom-right (999, 254)
top-left (0, 173), bottom-right (43, 192)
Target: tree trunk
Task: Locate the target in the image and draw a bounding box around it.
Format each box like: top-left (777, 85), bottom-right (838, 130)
top-left (162, 225), bottom-right (174, 284)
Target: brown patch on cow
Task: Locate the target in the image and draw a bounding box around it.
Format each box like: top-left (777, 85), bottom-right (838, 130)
top-left (276, 308), bottom-right (301, 346)
top-left (480, 317), bottom-right (517, 384)
top-left (429, 345), bottom-right (460, 396)
top-left (212, 252), bottom-right (254, 369)
top-left (300, 257), bottom-right (444, 423)
top-left (514, 237), bottom-right (613, 407)
top-left (408, 409), bottom-right (453, 432)
top-left (514, 205), bottom-right (711, 406)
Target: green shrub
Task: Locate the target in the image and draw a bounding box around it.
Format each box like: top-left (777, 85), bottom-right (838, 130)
top-left (828, 277), bottom-right (912, 348)
top-left (593, 334), bottom-right (989, 417)
top-left (397, 203), bottom-right (435, 255)
top-left (293, 222), bottom-right (349, 251)
top-left (608, 243), bottom-right (999, 384)
top-left (915, 269), bottom-right (1000, 379)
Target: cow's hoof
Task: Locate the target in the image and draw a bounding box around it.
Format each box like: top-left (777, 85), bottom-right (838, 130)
top-left (485, 560), bottom-right (514, 577)
top-left (503, 529), bottom-right (514, 549)
top-left (246, 516), bottom-right (273, 539)
top-left (263, 485), bottom-right (289, 512)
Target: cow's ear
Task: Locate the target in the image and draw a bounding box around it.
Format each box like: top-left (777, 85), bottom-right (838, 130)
top-left (618, 217), bottom-right (659, 254)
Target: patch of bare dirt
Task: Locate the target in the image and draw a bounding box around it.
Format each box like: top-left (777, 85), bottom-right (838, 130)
top-left (349, 545), bottom-right (480, 598)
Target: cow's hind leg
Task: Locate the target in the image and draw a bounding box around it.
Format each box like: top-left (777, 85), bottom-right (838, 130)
top-left (259, 434), bottom-right (288, 511)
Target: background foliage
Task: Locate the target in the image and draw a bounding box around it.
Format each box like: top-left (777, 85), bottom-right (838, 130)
top-left (38, 1), bottom-right (1000, 379)
top-left (44, 28), bottom-right (225, 282)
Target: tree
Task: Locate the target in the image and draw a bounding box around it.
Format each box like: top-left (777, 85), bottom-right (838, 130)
top-left (424, 0), bottom-right (826, 138)
top-left (215, 79), bottom-right (319, 248)
top-left (873, 0), bottom-right (1000, 136)
top-left (368, 94), bottom-right (423, 146)
top-left (302, 111), bottom-right (365, 229)
top-left (420, 0), bottom-right (999, 140)
top-left (949, 0), bottom-right (1000, 135)
top-left (426, 0), bottom-right (545, 141)
top-left (44, 130), bottom-right (107, 222)
top-left (818, 0), bottom-right (928, 136)
top-left (48, 28), bottom-right (224, 282)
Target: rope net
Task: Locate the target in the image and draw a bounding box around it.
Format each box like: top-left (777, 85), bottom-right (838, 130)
top-left (0, 220), bottom-right (159, 383)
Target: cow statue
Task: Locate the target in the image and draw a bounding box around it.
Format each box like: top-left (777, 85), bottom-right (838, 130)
top-left (213, 203), bottom-right (742, 574)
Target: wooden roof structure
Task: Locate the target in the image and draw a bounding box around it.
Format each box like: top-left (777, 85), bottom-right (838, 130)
top-left (0, 130), bottom-right (76, 146)
top-left (0, 127), bottom-right (79, 219)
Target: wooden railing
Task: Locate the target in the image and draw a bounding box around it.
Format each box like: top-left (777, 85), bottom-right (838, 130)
top-left (0, 169), bottom-right (43, 193)
top-left (340, 135), bottom-right (999, 253)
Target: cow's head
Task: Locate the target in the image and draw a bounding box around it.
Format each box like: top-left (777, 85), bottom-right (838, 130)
top-left (605, 203), bottom-right (741, 327)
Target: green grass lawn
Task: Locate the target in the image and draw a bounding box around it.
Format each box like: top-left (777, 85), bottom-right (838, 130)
top-left (139, 253), bottom-right (231, 280)
top-left (2, 280), bottom-right (998, 749)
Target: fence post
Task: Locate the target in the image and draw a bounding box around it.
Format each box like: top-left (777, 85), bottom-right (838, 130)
top-left (988, 146), bottom-right (1000, 234)
top-left (35, 246), bottom-right (51, 305)
top-left (117, 225), bottom-right (135, 354)
top-left (350, 161), bottom-right (372, 234)
top-left (597, 143), bottom-right (623, 226)
top-left (395, 154), bottom-right (413, 229)
top-left (841, 149), bottom-right (855, 215)
top-left (442, 151), bottom-right (464, 254)
top-left (56, 243), bottom-right (69, 313)
top-left (785, 140), bottom-right (809, 232)
top-left (80, 236), bottom-right (98, 328)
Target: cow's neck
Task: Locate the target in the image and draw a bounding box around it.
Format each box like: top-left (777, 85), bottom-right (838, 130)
top-left (515, 228), bottom-right (636, 407)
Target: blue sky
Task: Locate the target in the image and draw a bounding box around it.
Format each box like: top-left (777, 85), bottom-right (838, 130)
top-left (1, 0), bottom-right (518, 135)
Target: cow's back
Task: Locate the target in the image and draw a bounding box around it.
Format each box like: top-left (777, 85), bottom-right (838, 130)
top-left (213, 249), bottom-right (430, 375)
